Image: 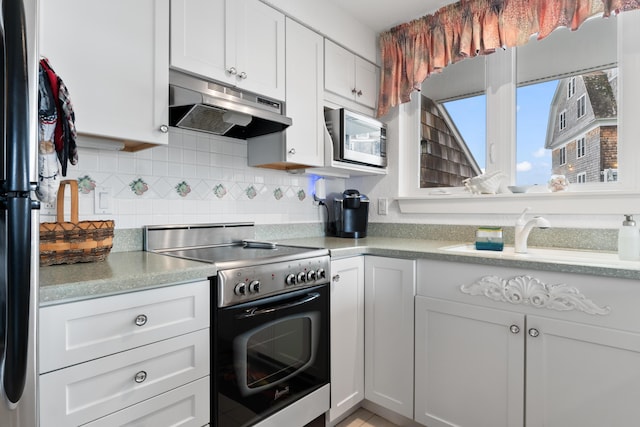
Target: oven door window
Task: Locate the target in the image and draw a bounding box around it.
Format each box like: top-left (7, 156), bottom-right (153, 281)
top-left (236, 312), bottom-right (319, 396)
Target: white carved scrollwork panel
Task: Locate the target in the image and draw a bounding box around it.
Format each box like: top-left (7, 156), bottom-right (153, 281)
top-left (460, 275), bottom-right (611, 315)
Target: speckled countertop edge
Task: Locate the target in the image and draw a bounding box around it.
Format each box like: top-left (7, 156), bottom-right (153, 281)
top-left (40, 237), bottom-right (640, 306)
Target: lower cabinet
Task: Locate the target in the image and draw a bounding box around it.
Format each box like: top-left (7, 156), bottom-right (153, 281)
top-left (329, 256), bottom-right (416, 423)
top-left (415, 259), bottom-right (640, 427)
top-left (329, 256), bottom-right (365, 423)
top-left (364, 256), bottom-right (415, 419)
top-left (39, 280), bottom-right (210, 426)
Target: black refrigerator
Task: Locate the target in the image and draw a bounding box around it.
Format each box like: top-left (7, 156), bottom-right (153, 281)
top-left (0, 0), bottom-right (40, 426)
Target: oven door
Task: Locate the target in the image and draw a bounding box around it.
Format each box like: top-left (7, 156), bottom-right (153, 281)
top-left (214, 284), bottom-right (329, 427)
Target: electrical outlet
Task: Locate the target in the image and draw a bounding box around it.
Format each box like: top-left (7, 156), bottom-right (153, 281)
top-left (378, 198), bottom-right (388, 215)
top-left (41, 201), bottom-right (56, 216)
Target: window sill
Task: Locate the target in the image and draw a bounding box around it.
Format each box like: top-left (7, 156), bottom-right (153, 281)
top-left (396, 190), bottom-right (640, 215)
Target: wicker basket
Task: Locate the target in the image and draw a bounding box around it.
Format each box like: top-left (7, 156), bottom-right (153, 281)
top-left (39, 180), bottom-right (115, 266)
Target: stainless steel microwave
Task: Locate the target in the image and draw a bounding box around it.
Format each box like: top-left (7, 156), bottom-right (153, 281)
top-left (324, 108), bottom-right (387, 168)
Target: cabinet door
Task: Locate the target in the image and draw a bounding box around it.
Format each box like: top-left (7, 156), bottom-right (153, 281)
top-left (284, 19), bottom-right (324, 167)
top-left (170, 0), bottom-right (233, 87)
top-left (354, 56), bottom-right (379, 109)
top-left (329, 257), bottom-right (365, 422)
top-left (415, 297), bottom-right (525, 427)
top-left (325, 39), bottom-right (356, 101)
top-left (40, 0), bottom-right (169, 148)
top-left (364, 256), bottom-right (415, 419)
top-left (526, 315), bottom-right (640, 427)
top-left (234, 0), bottom-right (286, 100)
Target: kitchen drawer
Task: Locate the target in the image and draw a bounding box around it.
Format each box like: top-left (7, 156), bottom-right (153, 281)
top-left (84, 376), bottom-right (209, 427)
top-left (39, 328), bottom-right (209, 427)
top-left (40, 280), bottom-right (209, 373)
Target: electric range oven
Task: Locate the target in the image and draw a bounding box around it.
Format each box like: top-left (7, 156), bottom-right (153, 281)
top-left (144, 223), bottom-right (331, 427)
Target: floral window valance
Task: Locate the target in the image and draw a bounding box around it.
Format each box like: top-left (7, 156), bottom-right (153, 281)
top-left (377, 0), bottom-right (640, 117)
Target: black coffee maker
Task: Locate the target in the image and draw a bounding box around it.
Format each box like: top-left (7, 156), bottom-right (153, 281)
top-left (327, 189), bottom-right (369, 238)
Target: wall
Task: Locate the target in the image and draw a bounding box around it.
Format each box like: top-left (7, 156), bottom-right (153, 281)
top-left (42, 128), bottom-right (340, 229)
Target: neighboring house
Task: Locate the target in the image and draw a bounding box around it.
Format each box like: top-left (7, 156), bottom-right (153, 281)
top-left (545, 69), bottom-right (618, 183)
top-left (420, 95), bottom-right (482, 188)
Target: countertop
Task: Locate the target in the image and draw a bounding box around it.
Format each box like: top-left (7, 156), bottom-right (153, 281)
top-left (40, 237), bottom-right (640, 306)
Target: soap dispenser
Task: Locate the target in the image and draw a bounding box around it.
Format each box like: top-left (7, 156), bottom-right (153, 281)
top-left (618, 214), bottom-right (640, 261)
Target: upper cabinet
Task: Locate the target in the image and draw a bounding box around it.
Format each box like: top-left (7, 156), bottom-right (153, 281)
top-left (171, 0), bottom-right (285, 101)
top-left (39, 0), bottom-right (169, 150)
top-left (324, 39), bottom-right (379, 110)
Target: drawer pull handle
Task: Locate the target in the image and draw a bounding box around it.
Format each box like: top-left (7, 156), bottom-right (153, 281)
top-left (134, 371), bottom-right (147, 383)
top-left (134, 314), bottom-right (148, 326)
top-left (509, 324), bottom-right (520, 334)
top-left (332, 274), bottom-right (340, 282)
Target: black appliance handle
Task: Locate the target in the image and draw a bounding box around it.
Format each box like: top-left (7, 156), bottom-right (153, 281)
top-left (1, 0), bottom-right (33, 404)
top-left (236, 292), bottom-right (321, 319)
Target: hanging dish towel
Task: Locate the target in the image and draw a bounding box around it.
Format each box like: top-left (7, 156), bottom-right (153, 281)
top-left (36, 57), bottom-right (78, 203)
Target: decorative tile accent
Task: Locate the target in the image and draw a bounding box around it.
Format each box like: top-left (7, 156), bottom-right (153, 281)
top-left (297, 189), bottom-right (306, 201)
top-left (175, 181), bottom-right (191, 197)
top-left (214, 183), bottom-right (227, 198)
top-left (77, 175), bottom-right (96, 194)
top-left (245, 185), bottom-right (257, 200)
top-left (273, 187), bottom-right (284, 200)
top-left (129, 178), bottom-right (149, 196)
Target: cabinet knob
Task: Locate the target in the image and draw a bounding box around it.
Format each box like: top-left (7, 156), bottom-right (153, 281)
top-left (509, 324), bottom-right (520, 334)
top-left (134, 314), bottom-right (148, 327)
top-left (227, 67), bottom-right (238, 75)
top-left (528, 328), bottom-right (540, 338)
top-left (288, 148), bottom-right (296, 155)
top-left (134, 370), bottom-right (147, 383)
top-left (159, 124), bottom-right (169, 133)
top-left (357, 90), bottom-right (363, 96)
top-left (332, 274), bottom-right (340, 282)
top-left (351, 88), bottom-right (358, 94)
top-left (239, 71), bottom-right (247, 79)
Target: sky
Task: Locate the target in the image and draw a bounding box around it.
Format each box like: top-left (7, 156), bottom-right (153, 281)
top-left (444, 80), bottom-right (558, 186)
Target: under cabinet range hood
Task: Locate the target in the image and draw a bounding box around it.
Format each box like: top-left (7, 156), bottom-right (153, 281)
top-left (169, 70), bottom-right (292, 139)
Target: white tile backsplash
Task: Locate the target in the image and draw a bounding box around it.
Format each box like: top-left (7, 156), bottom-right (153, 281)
top-left (42, 128), bottom-right (334, 229)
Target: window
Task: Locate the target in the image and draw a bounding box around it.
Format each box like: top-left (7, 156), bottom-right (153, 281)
top-left (401, 10), bottom-right (640, 215)
top-left (559, 111), bottom-right (566, 130)
top-left (577, 172), bottom-right (587, 183)
top-left (577, 95), bottom-right (586, 118)
top-left (577, 137), bottom-right (586, 158)
top-left (568, 77), bottom-right (576, 98)
top-left (559, 146), bottom-right (567, 165)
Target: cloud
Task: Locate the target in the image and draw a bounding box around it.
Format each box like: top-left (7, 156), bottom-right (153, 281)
top-left (517, 161), bottom-right (532, 172)
top-left (533, 147), bottom-right (548, 158)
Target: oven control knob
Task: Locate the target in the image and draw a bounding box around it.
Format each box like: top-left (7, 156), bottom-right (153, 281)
top-left (249, 280), bottom-right (261, 293)
top-left (297, 272), bottom-right (307, 283)
top-left (316, 268), bottom-right (326, 279)
top-left (307, 270), bottom-right (316, 281)
top-left (285, 273), bottom-right (296, 286)
top-left (234, 282), bottom-right (247, 295)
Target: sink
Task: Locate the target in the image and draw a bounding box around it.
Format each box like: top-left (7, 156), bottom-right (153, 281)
top-left (441, 243), bottom-right (626, 265)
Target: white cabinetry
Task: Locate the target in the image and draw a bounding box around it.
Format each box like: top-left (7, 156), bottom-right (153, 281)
top-left (416, 259), bottom-right (640, 427)
top-left (329, 257), bottom-right (365, 423)
top-left (39, 0), bottom-right (169, 150)
top-left (284, 18), bottom-right (324, 167)
top-left (39, 281), bottom-right (210, 427)
top-left (364, 256), bottom-right (415, 419)
top-left (324, 39), bottom-right (379, 110)
top-left (171, 0), bottom-right (285, 100)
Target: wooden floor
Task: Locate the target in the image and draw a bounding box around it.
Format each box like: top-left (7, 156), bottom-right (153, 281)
top-left (335, 408), bottom-right (399, 427)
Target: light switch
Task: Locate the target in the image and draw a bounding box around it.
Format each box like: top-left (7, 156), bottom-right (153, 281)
top-left (94, 187), bottom-right (112, 214)
top-left (378, 198), bottom-right (388, 215)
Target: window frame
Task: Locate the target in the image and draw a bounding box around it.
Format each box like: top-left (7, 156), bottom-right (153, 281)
top-left (567, 76), bottom-right (576, 98)
top-left (577, 136), bottom-right (586, 158)
top-left (577, 171), bottom-right (587, 183)
top-left (577, 94), bottom-right (586, 119)
top-left (559, 110), bottom-right (567, 130)
top-left (559, 146), bottom-right (567, 165)
top-left (397, 10), bottom-right (640, 216)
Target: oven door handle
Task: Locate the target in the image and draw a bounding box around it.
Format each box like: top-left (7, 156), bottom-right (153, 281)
top-left (236, 292), bottom-right (320, 319)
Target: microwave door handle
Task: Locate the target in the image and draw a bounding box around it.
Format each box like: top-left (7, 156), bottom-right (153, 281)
top-left (236, 292), bottom-right (320, 319)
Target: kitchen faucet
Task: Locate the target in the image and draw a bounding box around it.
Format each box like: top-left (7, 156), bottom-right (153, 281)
top-left (514, 207), bottom-right (550, 253)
